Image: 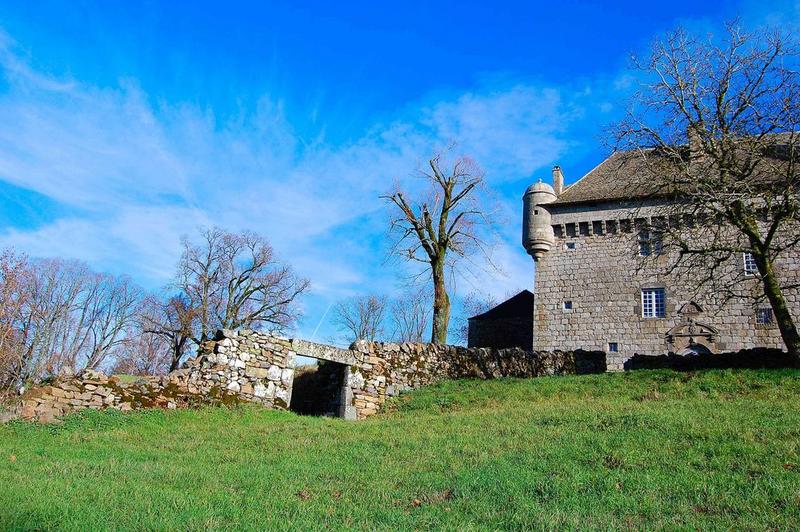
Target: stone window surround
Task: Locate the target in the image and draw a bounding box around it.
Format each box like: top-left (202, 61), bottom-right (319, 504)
top-left (755, 307), bottom-right (775, 328)
top-left (743, 252), bottom-right (758, 276)
top-left (638, 229), bottom-right (663, 257)
top-left (638, 284), bottom-right (669, 319)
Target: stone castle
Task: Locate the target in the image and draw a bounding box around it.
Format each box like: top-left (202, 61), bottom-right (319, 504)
top-left (522, 149), bottom-right (799, 370)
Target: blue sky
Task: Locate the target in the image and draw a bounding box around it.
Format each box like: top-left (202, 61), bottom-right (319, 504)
top-left (0, 0), bottom-right (797, 344)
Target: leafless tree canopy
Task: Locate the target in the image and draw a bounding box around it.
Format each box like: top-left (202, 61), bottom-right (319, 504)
top-left (0, 226), bottom-right (311, 388)
top-left (111, 327), bottom-right (172, 376)
top-left (389, 288), bottom-right (431, 343)
top-left (613, 23), bottom-right (800, 358)
top-left (177, 227), bottom-right (310, 342)
top-left (137, 294), bottom-right (196, 372)
top-left (332, 294), bottom-right (388, 344)
top-left (0, 254), bottom-right (142, 389)
top-left (0, 250), bottom-right (31, 389)
top-left (383, 153), bottom-right (496, 344)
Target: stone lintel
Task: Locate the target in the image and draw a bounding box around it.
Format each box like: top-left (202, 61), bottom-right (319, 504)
top-left (289, 338), bottom-right (360, 366)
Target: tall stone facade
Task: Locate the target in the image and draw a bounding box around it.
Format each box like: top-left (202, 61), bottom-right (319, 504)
top-left (523, 164), bottom-right (800, 370)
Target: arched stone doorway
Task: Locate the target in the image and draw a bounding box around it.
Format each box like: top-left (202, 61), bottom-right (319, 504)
top-left (678, 343), bottom-right (713, 356)
top-left (665, 301), bottom-right (719, 356)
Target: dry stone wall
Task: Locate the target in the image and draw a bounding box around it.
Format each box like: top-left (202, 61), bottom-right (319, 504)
top-left (16, 329), bottom-right (299, 423)
top-left (13, 329), bottom-right (606, 423)
top-left (17, 368), bottom-right (233, 424)
top-left (192, 329), bottom-right (297, 409)
top-left (347, 341), bottom-right (606, 419)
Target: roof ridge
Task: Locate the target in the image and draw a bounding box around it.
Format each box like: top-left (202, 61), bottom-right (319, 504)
top-left (468, 290), bottom-right (534, 320)
top-left (557, 151), bottom-right (619, 199)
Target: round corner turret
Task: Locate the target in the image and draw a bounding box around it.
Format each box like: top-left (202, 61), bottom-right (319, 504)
top-left (522, 180), bottom-right (557, 261)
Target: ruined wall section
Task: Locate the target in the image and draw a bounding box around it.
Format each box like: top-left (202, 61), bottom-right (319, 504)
top-left (18, 329), bottom-right (300, 423)
top-left (15, 329), bottom-right (606, 423)
top-left (191, 329), bottom-right (296, 409)
top-left (17, 367), bottom-right (232, 423)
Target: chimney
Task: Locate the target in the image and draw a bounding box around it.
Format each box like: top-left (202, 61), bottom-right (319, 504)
top-left (687, 125), bottom-right (703, 169)
top-left (552, 165), bottom-right (564, 196)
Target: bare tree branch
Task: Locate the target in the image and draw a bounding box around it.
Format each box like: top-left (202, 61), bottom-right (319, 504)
top-left (382, 151), bottom-right (498, 343)
top-left (612, 22), bottom-right (800, 359)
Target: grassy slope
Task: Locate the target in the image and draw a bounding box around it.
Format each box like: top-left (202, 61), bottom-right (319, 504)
top-left (1, 369), bottom-right (799, 530)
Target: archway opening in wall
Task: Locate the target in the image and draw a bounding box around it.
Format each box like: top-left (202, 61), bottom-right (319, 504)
top-left (289, 359), bottom-right (348, 417)
top-left (679, 343), bottom-right (712, 356)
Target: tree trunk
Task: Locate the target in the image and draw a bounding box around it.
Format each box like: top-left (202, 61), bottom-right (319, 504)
top-left (430, 259), bottom-right (450, 344)
top-left (169, 343), bottom-right (181, 372)
top-left (169, 336), bottom-right (187, 372)
top-left (759, 257), bottom-right (800, 365)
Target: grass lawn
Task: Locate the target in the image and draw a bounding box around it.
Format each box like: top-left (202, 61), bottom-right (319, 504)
top-left (1, 369), bottom-right (799, 530)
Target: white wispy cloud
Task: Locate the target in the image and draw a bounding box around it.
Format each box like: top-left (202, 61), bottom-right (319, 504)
top-left (0, 31), bottom-right (578, 339)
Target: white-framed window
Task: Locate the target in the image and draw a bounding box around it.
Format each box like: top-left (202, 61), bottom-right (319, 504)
top-left (641, 288), bottom-right (666, 318)
top-left (608, 342), bottom-right (619, 353)
top-left (756, 308), bottom-right (774, 325)
top-left (565, 242), bottom-right (576, 250)
top-left (743, 252), bottom-right (758, 276)
top-left (638, 230), bottom-right (663, 257)
top-left (563, 300), bottom-right (573, 311)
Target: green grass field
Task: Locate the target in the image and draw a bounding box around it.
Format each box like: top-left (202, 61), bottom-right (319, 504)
top-left (1, 369), bottom-right (799, 530)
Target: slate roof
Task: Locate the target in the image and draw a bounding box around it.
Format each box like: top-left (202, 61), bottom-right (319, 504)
top-left (553, 133), bottom-right (797, 206)
top-left (469, 290), bottom-right (534, 321)
top-left (553, 151), bottom-right (664, 205)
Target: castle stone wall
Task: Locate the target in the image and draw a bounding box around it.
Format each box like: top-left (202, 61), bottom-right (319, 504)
top-left (534, 200), bottom-right (799, 370)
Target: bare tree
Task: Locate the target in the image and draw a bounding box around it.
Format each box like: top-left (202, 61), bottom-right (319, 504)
top-left (138, 294), bottom-right (196, 372)
top-left (332, 294), bottom-right (388, 344)
top-left (111, 329), bottom-right (171, 376)
top-left (0, 255), bottom-right (143, 387)
top-left (614, 23), bottom-right (800, 360)
top-left (177, 227), bottom-right (309, 342)
top-left (19, 259), bottom-right (84, 379)
top-left (384, 153), bottom-right (495, 344)
top-left (390, 288), bottom-right (431, 343)
top-left (0, 251), bottom-right (31, 390)
top-left (80, 273), bottom-right (142, 371)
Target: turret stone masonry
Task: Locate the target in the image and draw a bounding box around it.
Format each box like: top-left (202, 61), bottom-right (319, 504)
top-left (15, 329), bottom-right (606, 423)
top-left (523, 151), bottom-right (800, 370)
